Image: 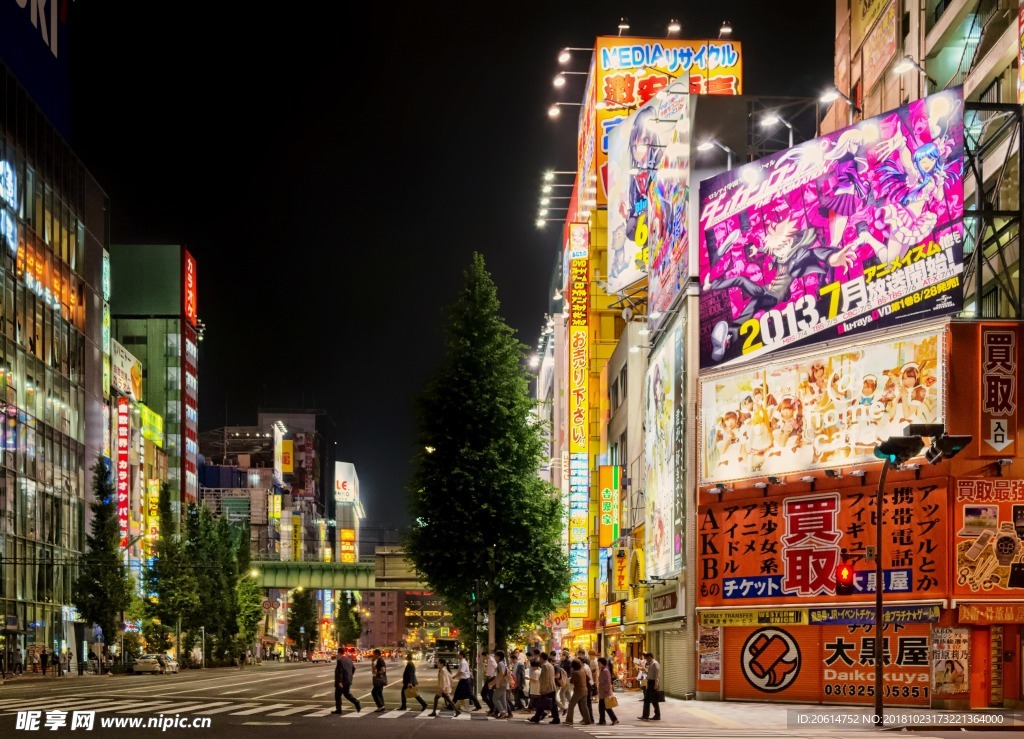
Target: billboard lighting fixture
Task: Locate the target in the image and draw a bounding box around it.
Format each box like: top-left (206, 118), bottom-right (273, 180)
top-left (557, 47), bottom-right (591, 65)
top-left (760, 113), bottom-right (793, 148)
top-left (708, 483), bottom-right (730, 494)
top-left (667, 18), bottom-right (680, 35)
top-left (553, 289), bottom-right (563, 301)
top-left (543, 170), bottom-right (575, 181)
top-left (553, 71), bottom-right (587, 88)
top-left (719, 21), bottom-right (732, 38)
top-left (892, 55), bottom-right (936, 95)
top-left (849, 469), bottom-right (866, 478)
top-left (800, 476), bottom-right (815, 491)
top-left (753, 481), bottom-right (768, 489)
top-left (697, 139), bottom-right (734, 170)
top-left (767, 476), bottom-right (784, 485)
top-left (617, 17), bottom-right (630, 35)
top-left (549, 101), bottom-right (582, 118)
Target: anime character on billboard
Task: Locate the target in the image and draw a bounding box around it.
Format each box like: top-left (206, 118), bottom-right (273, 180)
top-left (609, 106), bottom-right (663, 283)
top-left (817, 129), bottom-right (877, 251)
top-left (703, 218), bottom-right (858, 362)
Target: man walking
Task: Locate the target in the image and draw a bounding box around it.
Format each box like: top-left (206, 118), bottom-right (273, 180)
top-left (638, 651), bottom-right (662, 721)
top-left (481, 650), bottom-right (497, 715)
top-left (529, 652), bottom-right (560, 724)
top-left (40, 648), bottom-right (49, 676)
top-left (370, 649), bottom-right (388, 712)
top-left (332, 646), bottom-right (361, 715)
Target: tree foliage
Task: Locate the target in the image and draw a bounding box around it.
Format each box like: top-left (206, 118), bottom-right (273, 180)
top-left (145, 483), bottom-right (199, 659)
top-left (286, 589), bottom-right (319, 651)
top-left (72, 457), bottom-right (134, 652)
top-left (405, 252), bottom-right (569, 648)
top-left (182, 504), bottom-right (239, 659)
top-left (333, 591), bottom-right (362, 646)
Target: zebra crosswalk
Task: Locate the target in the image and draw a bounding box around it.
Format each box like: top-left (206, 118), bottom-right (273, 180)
top-left (569, 727), bottom-right (942, 739)
top-left (0, 696), bottom-right (499, 723)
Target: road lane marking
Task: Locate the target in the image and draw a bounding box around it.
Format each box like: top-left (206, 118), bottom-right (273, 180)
top-left (2, 700), bottom-right (129, 715)
top-left (136, 702), bottom-right (228, 714)
top-left (241, 721), bottom-right (290, 726)
top-left (380, 710), bottom-right (409, 718)
top-left (229, 703), bottom-right (293, 715)
top-left (415, 709), bottom-right (435, 719)
top-left (221, 689), bottom-right (251, 694)
top-left (266, 705), bottom-right (322, 716)
top-left (192, 703), bottom-right (259, 715)
top-left (304, 708), bottom-right (336, 717)
top-left (260, 683), bottom-right (327, 698)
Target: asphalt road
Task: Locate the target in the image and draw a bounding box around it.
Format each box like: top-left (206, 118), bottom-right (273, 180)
top-left (0, 662), bottom-right (1016, 738)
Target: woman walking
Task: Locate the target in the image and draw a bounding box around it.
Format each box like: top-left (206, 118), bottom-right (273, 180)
top-left (430, 659), bottom-right (459, 717)
top-left (492, 650), bottom-right (511, 719)
top-left (400, 652), bottom-right (428, 711)
top-left (596, 657), bottom-right (620, 725)
top-left (565, 658), bottom-right (593, 725)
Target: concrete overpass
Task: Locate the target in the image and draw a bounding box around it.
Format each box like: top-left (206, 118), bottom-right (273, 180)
top-left (251, 547), bottom-right (427, 590)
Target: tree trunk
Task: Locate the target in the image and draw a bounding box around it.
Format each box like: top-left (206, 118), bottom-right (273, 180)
top-left (488, 598), bottom-right (496, 652)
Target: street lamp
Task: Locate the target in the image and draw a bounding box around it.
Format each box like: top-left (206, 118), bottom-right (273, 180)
top-left (697, 139), bottom-right (735, 170)
top-left (760, 112), bottom-right (794, 148)
top-left (892, 55), bottom-right (937, 95)
top-left (548, 101), bottom-right (583, 118)
top-left (820, 86), bottom-right (860, 127)
top-left (557, 47), bottom-right (591, 65)
top-left (871, 424), bottom-right (971, 726)
top-left (199, 626), bottom-right (205, 669)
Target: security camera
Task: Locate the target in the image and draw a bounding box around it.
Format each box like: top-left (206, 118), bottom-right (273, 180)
top-left (997, 458), bottom-right (1013, 466)
top-left (825, 469), bottom-right (842, 479)
top-left (622, 306), bottom-right (634, 321)
top-left (799, 476), bottom-right (815, 483)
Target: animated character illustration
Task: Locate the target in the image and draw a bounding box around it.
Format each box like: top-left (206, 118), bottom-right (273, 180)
top-left (610, 106), bottom-right (664, 281)
top-left (703, 218), bottom-right (858, 363)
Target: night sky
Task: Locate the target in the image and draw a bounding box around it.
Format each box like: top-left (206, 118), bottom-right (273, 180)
top-left (67, 2), bottom-right (834, 529)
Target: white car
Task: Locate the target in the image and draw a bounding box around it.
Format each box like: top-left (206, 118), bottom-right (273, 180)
top-left (133, 655), bottom-right (165, 674)
top-left (160, 656), bottom-right (179, 673)
top-left (309, 652), bottom-right (331, 664)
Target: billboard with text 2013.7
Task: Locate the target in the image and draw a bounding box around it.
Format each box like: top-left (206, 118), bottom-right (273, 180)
top-left (698, 89), bottom-right (965, 370)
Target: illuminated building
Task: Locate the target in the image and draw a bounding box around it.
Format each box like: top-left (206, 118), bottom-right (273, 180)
top-left (0, 60), bottom-right (107, 662)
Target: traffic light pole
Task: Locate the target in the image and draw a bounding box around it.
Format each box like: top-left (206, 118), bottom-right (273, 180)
top-left (873, 458), bottom-right (890, 727)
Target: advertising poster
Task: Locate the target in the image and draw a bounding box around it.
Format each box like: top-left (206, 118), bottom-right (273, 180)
top-left (606, 82), bottom-right (691, 301)
top-left (932, 627), bottom-right (969, 694)
top-left (724, 623), bottom-right (931, 705)
top-left (952, 479), bottom-right (1024, 596)
top-left (701, 328), bottom-right (943, 483)
top-left (593, 37), bottom-right (741, 206)
top-left (697, 481), bottom-right (949, 608)
top-left (698, 89), bottom-right (964, 370)
top-left (698, 626), bottom-right (721, 680)
top-left (862, 2), bottom-right (896, 92)
top-left (645, 323), bottom-right (678, 578)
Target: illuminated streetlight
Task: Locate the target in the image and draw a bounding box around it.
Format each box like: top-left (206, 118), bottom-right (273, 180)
top-left (760, 113), bottom-right (794, 148)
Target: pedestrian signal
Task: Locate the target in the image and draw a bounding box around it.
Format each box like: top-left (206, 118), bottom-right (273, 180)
top-left (834, 559), bottom-right (855, 596)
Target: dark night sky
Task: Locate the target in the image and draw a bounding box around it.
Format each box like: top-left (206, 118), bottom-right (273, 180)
top-left (67, 2), bottom-right (834, 529)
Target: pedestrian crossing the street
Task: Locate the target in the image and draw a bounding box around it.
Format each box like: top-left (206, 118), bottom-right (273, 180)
top-left (570, 727), bottom-right (941, 739)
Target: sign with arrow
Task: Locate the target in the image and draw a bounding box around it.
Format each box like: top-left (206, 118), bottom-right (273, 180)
top-left (980, 326), bottom-right (1017, 456)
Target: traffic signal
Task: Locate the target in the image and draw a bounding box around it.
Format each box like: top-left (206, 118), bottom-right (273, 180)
top-left (873, 435), bottom-right (924, 466)
top-left (834, 557), bottom-right (855, 596)
top-left (924, 434), bottom-right (973, 464)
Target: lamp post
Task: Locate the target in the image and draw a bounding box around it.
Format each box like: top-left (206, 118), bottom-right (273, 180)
top-left (199, 626), bottom-right (205, 668)
top-left (760, 113), bottom-right (793, 148)
top-left (892, 55), bottom-right (937, 96)
top-left (872, 424), bottom-right (971, 726)
top-left (697, 139), bottom-right (735, 170)
top-left (820, 87), bottom-right (860, 127)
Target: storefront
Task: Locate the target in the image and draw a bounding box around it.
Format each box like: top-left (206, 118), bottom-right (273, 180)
top-left (646, 584), bottom-right (692, 698)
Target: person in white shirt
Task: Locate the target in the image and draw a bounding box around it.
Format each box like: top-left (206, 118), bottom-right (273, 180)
top-left (482, 650), bottom-right (498, 715)
top-left (451, 650), bottom-right (482, 712)
top-left (430, 658), bottom-right (459, 717)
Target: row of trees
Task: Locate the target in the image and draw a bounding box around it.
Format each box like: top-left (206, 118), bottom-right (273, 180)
top-left (406, 253), bottom-right (569, 651)
top-left (73, 459), bottom-right (265, 665)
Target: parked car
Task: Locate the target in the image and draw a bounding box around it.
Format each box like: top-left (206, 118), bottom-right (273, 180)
top-left (133, 654), bottom-right (165, 674)
top-left (159, 655), bottom-right (179, 673)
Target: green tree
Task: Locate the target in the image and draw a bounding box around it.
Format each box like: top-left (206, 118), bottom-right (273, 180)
top-left (145, 483), bottom-right (199, 662)
top-left (183, 504), bottom-right (238, 660)
top-left (333, 592), bottom-right (362, 646)
top-left (72, 457), bottom-right (134, 657)
top-left (405, 252), bottom-right (569, 650)
top-left (286, 589), bottom-right (318, 654)
top-left (234, 525), bottom-right (264, 658)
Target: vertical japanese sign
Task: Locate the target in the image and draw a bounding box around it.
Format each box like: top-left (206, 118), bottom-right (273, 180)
top-left (698, 90), bottom-right (965, 370)
top-left (698, 626), bottom-right (721, 680)
top-left (645, 326), bottom-right (676, 578)
top-left (567, 223), bottom-right (590, 621)
top-left (613, 549), bottom-right (629, 597)
top-left (183, 324), bottom-right (199, 504)
top-left (1019, 2), bottom-right (1024, 105)
top-left (598, 465), bottom-right (620, 548)
top-left (594, 37), bottom-right (741, 206)
top-left (145, 479), bottom-right (160, 558)
top-left (340, 528), bottom-right (356, 563)
top-left (116, 397), bottom-right (131, 548)
top-left (697, 482), bottom-right (948, 607)
top-left (932, 627), bottom-right (969, 694)
top-left (183, 249), bottom-right (197, 328)
top-left (980, 326), bottom-right (1017, 456)
top-left (281, 439), bottom-right (294, 474)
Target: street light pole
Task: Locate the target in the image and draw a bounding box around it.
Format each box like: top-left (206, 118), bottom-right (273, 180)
top-left (873, 458), bottom-right (890, 725)
top-left (200, 627), bottom-right (205, 669)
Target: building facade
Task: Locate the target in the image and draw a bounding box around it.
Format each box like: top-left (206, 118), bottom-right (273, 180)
top-left (0, 61), bottom-right (107, 663)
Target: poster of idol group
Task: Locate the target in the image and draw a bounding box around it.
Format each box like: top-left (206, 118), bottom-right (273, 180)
top-left (698, 89), bottom-right (965, 369)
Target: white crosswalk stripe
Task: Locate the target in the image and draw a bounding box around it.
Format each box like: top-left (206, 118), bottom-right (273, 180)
top-left (228, 703), bottom-right (293, 715)
top-left (191, 702), bottom-right (260, 715)
top-left (1, 700), bottom-right (131, 715)
top-left (570, 728), bottom-right (937, 738)
top-left (265, 705), bottom-right (322, 716)
top-left (379, 709), bottom-right (410, 718)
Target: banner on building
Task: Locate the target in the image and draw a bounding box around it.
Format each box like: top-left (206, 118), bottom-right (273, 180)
top-left (698, 89), bottom-right (964, 370)
top-left (697, 482), bottom-right (949, 608)
top-left (700, 328), bottom-right (944, 484)
top-left (952, 479), bottom-right (1024, 597)
top-left (979, 325), bottom-right (1017, 457)
top-left (598, 465), bottom-right (621, 548)
top-left (698, 626), bottom-right (721, 680)
top-left (111, 340), bottom-right (143, 401)
top-left (568, 229), bottom-right (591, 620)
top-left (115, 398), bottom-right (131, 548)
top-left (645, 320), bottom-right (681, 579)
top-left (335, 461), bottom-right (358, 504)
top-left (932, 627), bottom-right (969, 694)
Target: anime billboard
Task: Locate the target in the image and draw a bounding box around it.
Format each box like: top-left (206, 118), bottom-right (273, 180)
top-left (700, 328), bottom-right (944, 484)
top-left (606, 83), bottom-right (691, 299)
top-left (698, 89), bottom-right (965, 370)
top-left (645, 319), bottom-right (682, 578)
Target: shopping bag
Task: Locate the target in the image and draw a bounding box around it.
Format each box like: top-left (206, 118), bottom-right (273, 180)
top-left (604, 695), bottom-right (619, 708)
top-left (404, 686), bottom-right (419, 698)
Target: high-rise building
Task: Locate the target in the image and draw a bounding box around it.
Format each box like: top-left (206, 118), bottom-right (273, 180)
top-left (0, 60), bottom-right (107, 661)
top-left (109, 244), bottom-right (200, 523)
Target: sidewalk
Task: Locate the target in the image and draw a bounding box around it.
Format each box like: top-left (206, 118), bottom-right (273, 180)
top-left (637, 695), bottom-right (1024, 732)
top-left (1, 668), bottom-right (107, 683)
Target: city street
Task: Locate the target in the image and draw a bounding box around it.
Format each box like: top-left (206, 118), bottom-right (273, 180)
top-left (0, 659), bottom-right (1020, 737)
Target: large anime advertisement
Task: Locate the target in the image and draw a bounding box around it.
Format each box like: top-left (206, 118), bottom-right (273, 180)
top-left (700, 328), bottom-right (944, 484)
top-left (606, 83), bottom-right (691, 301)
top-left (645, 319), bottom-right (683, 577)
top-left (698, 89), bottom-right (965, 370)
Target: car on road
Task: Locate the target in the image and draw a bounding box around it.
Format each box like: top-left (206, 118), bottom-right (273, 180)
top-left (160, 656), bottom-right (179, 673)
top-left (133, 654), bottom-right (166, 674)
top-left (309, 651), bottom-right (331, 663)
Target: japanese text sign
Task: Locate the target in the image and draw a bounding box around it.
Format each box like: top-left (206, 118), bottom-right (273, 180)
top-left (183, 249), bottom-right (197, 328)
top-left (116, 397), bottom-right (131, 548)
top-left (700, 328), bottom-right (944, 484)
top-left (952, 479), bottom-right (1024, 597)
top-left (980, 325), bottom-right (1017, 456)
top-left (697, 483), bottom-right (948, 608)
top-left (698, 89), bottom-right (964, 369)
top-left (598, 465), bottom-right (620, 548)
top-left (568, 244), bottom-right (590, 618)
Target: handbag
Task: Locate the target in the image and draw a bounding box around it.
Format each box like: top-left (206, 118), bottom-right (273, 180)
top-left (604, 695), bottom-right (619, 708)
top-left (404, 686), bottom-right (419, 698)
top-left (653, 689), bottom-right (666, 703)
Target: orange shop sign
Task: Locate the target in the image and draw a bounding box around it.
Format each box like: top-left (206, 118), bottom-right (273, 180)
top-left (697, 483), bottom-right (948, 608)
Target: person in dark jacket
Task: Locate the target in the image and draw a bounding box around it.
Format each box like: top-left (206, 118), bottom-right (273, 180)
top-left (399, 652), bottom-right (428, 710)
top-left (332, 646), bottom-right (361, 715)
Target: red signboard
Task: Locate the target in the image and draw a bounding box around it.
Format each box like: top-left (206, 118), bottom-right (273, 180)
top-left (116, 397), bottom-right (131, 548)
top-left (979, 325), bottom-right (1017, 456)
top-left (183, 249), bottom-right (197, 328)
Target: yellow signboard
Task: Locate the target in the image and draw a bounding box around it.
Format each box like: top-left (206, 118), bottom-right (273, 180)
top-left (281, 440), bottom-right (294, 474)
top-left (700, 609), bottom-right (808, 628)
